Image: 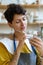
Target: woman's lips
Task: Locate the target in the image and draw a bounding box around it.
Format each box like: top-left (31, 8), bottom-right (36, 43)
top-left (21, 26), bottom-right (25, 30)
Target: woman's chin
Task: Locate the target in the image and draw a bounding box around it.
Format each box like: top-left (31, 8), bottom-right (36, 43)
top-left (21, 30), bottom-right (26, 33)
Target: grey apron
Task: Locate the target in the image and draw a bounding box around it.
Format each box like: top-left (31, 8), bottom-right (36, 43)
top-left (14, 39), bottom-right (37, 65)
top-left (18, 46), bottom-right (37, 65)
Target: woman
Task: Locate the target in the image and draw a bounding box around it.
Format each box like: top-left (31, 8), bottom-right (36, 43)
top-left (0, 4), bottom-right (43, 65)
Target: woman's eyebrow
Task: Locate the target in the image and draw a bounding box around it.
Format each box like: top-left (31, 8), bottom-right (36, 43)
top-left (16, 19), bottom-right (20, 20)
top-left (15, 16), bottom-right (26, 20)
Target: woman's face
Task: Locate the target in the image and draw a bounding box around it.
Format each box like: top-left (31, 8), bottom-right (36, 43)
top-left (11, 14), bottom-right (27, 32)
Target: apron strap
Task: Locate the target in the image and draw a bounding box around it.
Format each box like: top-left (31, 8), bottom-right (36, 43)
top-left (14, 39), bottom-right (16, 51)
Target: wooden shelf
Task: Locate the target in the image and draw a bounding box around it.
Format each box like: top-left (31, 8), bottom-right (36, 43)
top-left (0, 4), bottom-right (43, 9)
top-left (22, 4), bottom-right (43, 8)
top-left (0, 23), bottom-right (7, 25)
top-left (27, 22), bottom-right (43, 26)
top-left (0, 34), bottom-right (14, 39)
top-left (0, 34), bottom-right (12, 39)
top-left (0, 22), bottom-right (43, 25)
top-left (0, 34), bottom-right (10, 35)
top-left (0, 5), bottom-right (7, 9)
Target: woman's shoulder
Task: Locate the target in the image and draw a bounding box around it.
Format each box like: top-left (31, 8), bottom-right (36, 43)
top-left (0, 37), bottom-right (13, 44)
top-left (0, 41), bottom-right (13, 64)
top-left (0, 37), bottom-right (14, 54)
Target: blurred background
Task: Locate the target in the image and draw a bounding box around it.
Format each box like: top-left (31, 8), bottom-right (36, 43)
top-left (0, 0), bottom-right (43, 40)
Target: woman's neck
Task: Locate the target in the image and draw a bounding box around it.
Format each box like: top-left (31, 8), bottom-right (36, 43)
top-left (14, 31), bottom-right (19, 41)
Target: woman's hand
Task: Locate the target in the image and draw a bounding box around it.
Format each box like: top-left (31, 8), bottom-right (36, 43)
top-left (15, 31), bottom-right (26, 52)
top-left (15, 31), bottom-right (26, 42)
top-left (30, 37), bottom-right (43, 56)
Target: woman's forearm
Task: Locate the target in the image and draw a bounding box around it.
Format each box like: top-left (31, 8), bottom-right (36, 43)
top-left (8, 41), bottom-right (24, 65)
top-left (9, 45), bottom-right (21, 65)
top-left (40, 57), bottom-right (43, 65)
top-left (9, 49), bottom-right (20, 65)
top-left (36, 55), bottom-right (43, 65)
top-left (40, 60), bottom-right (43, 65)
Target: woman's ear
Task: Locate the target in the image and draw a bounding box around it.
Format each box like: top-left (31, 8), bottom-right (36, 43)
top-left (8, 22), bottom-right (13, 28)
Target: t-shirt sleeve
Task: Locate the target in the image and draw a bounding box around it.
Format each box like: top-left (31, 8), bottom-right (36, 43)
top-left (0, 42), bottom-right (11, 65)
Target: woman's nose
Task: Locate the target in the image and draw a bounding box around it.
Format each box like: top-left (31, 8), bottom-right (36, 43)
top-left (21, 21), bottom-right (25, 26)
top-left (21, 20), bottom-right (25, 26)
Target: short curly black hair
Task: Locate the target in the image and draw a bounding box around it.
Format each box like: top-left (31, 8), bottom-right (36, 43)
top-left (4, 4), bottom-right (26, 23)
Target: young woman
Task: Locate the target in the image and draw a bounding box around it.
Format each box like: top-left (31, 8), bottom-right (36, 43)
top-left (0, 4), bottom-right (43, 65)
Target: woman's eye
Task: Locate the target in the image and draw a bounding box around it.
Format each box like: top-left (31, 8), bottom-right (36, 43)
top-left (23, 18), bottom-right (26, 21)
top-left (16, 20), bottom-right (20, 23)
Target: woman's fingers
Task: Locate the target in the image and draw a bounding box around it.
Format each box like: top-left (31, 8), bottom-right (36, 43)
top-left (30, 37), bottom-right (43, 56)
top-left (31, 38), bottom-right (42, 45)
top-left (33, 37), bottom-right (42, 42)
top-left (30, 37), bottom-right (42, 48)
top-left (30, 39), bottom-right (41, 48)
